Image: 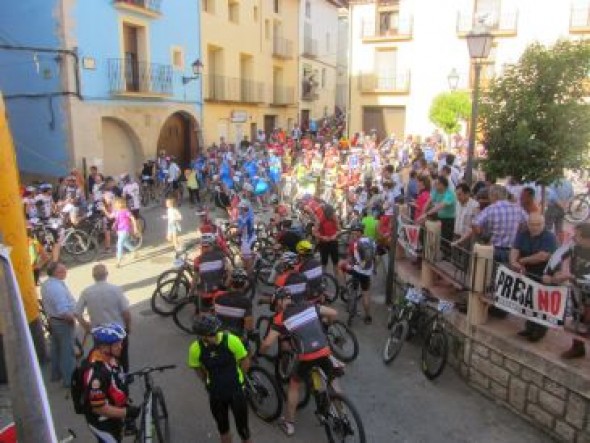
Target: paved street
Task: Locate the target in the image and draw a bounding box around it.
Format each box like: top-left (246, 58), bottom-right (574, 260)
top-left (43, 203), bottom-right (552, 442)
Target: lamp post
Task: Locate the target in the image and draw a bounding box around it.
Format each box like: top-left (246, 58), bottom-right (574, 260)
top-left (447, 68), bottom-right (460, 91)
top-left (182, 59), bottom-right (203, 85)
top-left (464, 25), bottom-right (493, 185)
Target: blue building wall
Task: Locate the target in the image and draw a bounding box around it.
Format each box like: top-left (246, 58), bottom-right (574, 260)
top-left (0, 0), bottom-right (202, 177)
top-left (0, 0), bottom-right (71, 177)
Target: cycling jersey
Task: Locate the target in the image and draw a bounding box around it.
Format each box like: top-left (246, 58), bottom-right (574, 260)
top-left (35, 194), bottom-right (53, 219)
top-left (276, 229), bottom-right (303, 253)
top-left (122, 182), bottom-right (141, 210)
top-left (272, 304), bottom-right (331, 362)
top-left (188, 332), bottom-right (247, 398)
top-left (214, 291), bottom-right (252, 337)
top-left (295, 257), bottom-right (323, 299)
top-left (83, 349), bottom-right (128, 429)
top-left (275, 271), bottom-right (309, 302)
top-left (195, 249), bottom-right (227, 290)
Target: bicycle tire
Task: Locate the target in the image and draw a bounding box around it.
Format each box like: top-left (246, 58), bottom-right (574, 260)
top-left (346, 289), bottom-right (358, 327)
top-left (246, 366), bottom-right (283, 422)
top-left (326, 320), bottom-right (359, 363)
top-left (421, 327), bottom-right (449, 380)
top-left (151, 277), bottom-right (191, 316)
top-left (63, 229), bottom-right (97, 260)
top-left (386, 304), bottom-right (401, 330)
top-left (73, 236), bottom-right (99, 264)
top-left (156, 269), bottom-right (191, 288)
top-left (321, 273), bottom-right (339, 304)
top-left (172, 297), bottom-right (200, 334)
top-left (567, 195), bottom-right (590, 223)
top-left (128, 234), bottom-right (143, 251)
top-left (136, 215), bottom-right (147, 235)
top-left (255, 316), bottom-right (277, 359)
top-left (383, 320), bottom-right (409, 364)
top-left (152, 387), bottom-right (170, 442)
top-left (323, 392), bottom-right (366, 443)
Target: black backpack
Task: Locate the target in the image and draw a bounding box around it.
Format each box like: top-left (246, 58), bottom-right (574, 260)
top-left (70, 358), bottom-right (92, 414)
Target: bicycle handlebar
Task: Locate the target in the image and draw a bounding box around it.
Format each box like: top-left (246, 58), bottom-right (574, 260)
top-left (127, 364), bottom-right (177, 378)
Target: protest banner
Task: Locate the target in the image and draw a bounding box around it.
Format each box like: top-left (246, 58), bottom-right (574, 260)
top-left (493, 264), bottom-right (567, 328)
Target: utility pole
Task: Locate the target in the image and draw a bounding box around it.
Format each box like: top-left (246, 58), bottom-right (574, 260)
top-left (385, 204), bottom-right (399, 305)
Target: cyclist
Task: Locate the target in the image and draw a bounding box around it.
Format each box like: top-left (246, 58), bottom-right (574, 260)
top-left (237, 200), bottom-right (256, 272)
top-left (214, 268), bottom-right (254, 343)
top-left (83, 323), bottom-right (140, 443)
top-left (193, 233), bottom-right (232, 298)
top-left (273, 252), bottom-right (309, 302)
top-left (189, 315), bottom-right (252, 443)
top-left (36, 183), bottom-right (55, 219)
top-left (294, 240), bottom-right (324, 304)
top-left (274, 219), bottom-right (304, 254)
top-left (259, 287), bottom-right (338, 437)
top-left (338, 221), bottom-right (376, 324)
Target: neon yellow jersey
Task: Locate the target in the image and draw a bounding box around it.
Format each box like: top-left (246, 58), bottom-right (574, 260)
top-left (187, 331), bottom-right (247, 385)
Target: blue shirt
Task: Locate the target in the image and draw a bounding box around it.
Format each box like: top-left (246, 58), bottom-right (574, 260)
top-left (41, 277), bottom-right (75, 317)
top-left (238, 209), bottom-right (254, 238)
top-left (547, 180), bottom-right (574, 204)
top-left (513, 229), bottom-right (557, 279)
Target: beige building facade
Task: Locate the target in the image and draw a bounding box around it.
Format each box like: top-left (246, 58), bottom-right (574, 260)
top-left (298, 0), bottom-right (341, 126)
top-left (201, 0), bottom-right (299, 147)
top-left (348, 0), bottom-right (589, 140)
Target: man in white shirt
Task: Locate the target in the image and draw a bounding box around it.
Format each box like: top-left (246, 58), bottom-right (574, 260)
top-left (167, 156), bottom-right (182, 203)
top-left (453, 182), bottom-right (480, 246)
top-left (121, 174), bottom-right (141, 217)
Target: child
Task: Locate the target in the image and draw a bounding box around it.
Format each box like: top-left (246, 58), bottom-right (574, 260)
top-left (165, 198), bottom-right (182, 251)
top-left (108, 198), bottom-right (139, 267)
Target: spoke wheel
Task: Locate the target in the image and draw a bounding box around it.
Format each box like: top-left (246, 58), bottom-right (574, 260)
top-left (246, 366), bottom-right (283, 422)
top-left (172, 297), bottom-right (200, 334)
top-left (567, 196), bottom-right (590, 223)
top-left (321, 273), bottom-right (339, 304)
top-left (421, 328), bottom-right (449, 380)
top-left (323, 392), bottom-right (366, 443)
top-left (152, 387), bottom-right (170, 442)
top-left (326, 320), bottom-right (359, 363)
top-left (151, 278), bottom-right (191, 316)
top-left (383, 320), bottom-right (409, 365)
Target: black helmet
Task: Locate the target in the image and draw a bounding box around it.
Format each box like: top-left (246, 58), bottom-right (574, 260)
top-left (192, 314), bottom-right (222, 336)
top-left (273, 287), bottom-right (291, 301)
top-left (350, 221), bottom-right (364, 232)
top-left (231, 268), bottom-right (249, 286)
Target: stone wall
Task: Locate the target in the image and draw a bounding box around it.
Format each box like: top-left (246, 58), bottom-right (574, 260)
top-left (444, 322), bottom-right (590, 442)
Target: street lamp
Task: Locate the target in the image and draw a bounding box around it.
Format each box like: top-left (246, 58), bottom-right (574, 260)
top-left (464, 24), bottom-right (493, 185)
top-left (182, 59), bottom-right (203, 85)
top-left (447, 68), bottom-right (460, 91)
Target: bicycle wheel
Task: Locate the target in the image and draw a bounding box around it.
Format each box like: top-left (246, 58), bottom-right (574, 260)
top-left (136, 215), bottom-right (147, 235)
top-left (128, 234), bottom-right (143, 251)
top-left (151, 387), bottom-right (170, 442)
top-left (383, 320), bottom-right (409, 364)
top-left (64, 230), bottom-right (98, 262)
top-left (151, 277), bottom-right (191, 316)
top-left (323, 392), bottom-right (366, 443)
top-left (421, 327), bottom-right (449, 380)
top-left (274, 350), bottom-right (297, 384)
top-left (73, 236), bottom-right (99, 264)
top-left (246, 366), bottom-right (283, 422)
top-left (172, 297), bottom-right (200, 334)
top-left (346, 288), bottom-right (359, 327)
top-left (386, 304), bottom-right (401, 330)
top-left (567, 195), bottom-right (590, 222)
top-left (156, 269), bottom-right (191, 287)
top-left (322, 273), bottom-right (339, 304)
top-left (326, 320), bottom-right (359, 363)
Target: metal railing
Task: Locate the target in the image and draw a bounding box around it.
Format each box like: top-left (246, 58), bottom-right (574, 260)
top-left (273, 37), bottom-right (294, 59)
top-left (203, 75), bottom-right (265, 103)
top-left (113, 0), bottom-right (162, 14)
top-left (107, 58), bottom-right (172, 95)
top-left (272, 85), bottom-right (295, 105)
top-left (360, 16), bottom-right (413, 39)
top-left (358, 71), bottom-right (411, 93)
top-left (302, 37), bottom-right (318, 57)
top-left (456, 10), bottom-right (519, 34)
top-left (570, 6), bottom-right (590, 30)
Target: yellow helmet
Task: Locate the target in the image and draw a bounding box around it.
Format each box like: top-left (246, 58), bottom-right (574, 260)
top-left (296, 240), bottom-right (314, 255)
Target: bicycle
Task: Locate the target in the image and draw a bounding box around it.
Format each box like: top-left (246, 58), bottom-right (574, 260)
top-left (339, 275), bottom-right (363, 327)
top-left (566, 182), bottom-right (590, 223)
top-left (308, 365), bottom-right (366, 443)
top-left (127, 365), bottom-right (175, 443)
top-left (244, 363), bottom-right (283, 422)
top-left (151, 249), bottom-right (195, 316)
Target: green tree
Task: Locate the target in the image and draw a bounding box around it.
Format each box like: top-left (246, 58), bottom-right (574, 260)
top-left (428, 91), bottom-right (471, 143)
top-left (480, 39), bottom-right (590, 185)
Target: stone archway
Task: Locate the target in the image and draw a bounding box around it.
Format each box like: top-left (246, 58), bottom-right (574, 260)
top-left (101, 117), bottom-right (143, 177)
top-left (157, 111), bottom-right (200, 168)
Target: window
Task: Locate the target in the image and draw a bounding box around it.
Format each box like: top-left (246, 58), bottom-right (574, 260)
top-left (274, 0), bottom-right (280, 14)
top-left (265, 19), bottom-right (270, 39)
top-left (375, 48), bottom-right (397, 88)
top-left (228, 0), bottom-right (239, 23)
top-left (321, 68), bottom-right (326, 88)
top-left (202, 0), bottom-right (214, 13)
top-left (378, 11), bottom-right (400, 35)
top-left (171, 47), bottom-right (184, 70)
top-left (305, 1), bottom-right (311, 18)
top-left (253, 5), bottom-right (258, 21)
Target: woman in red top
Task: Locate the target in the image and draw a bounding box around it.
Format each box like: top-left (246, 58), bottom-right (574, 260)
top-left (414, 175), bottom-right (431, 222)
top-left (312, 206), bottom-right (340, 274)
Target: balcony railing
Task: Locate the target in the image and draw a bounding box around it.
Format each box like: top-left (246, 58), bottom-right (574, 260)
top-left (361, 17), bottom-right (413, 41)
top-left (273, 37), bottom-right (294, 59)
top-left (358, 71), bottom-right (411, 93)
top-left (301, 82), bottom-right (319, 101)
top-left (203, 75), bottom-right (265, 103)
top-left (456, 10), bottom-right (518, 36)
top-left (570, 6), bottom-right (590, 32)
top-left (107, 58), bottom-right (172, 96)
top-left (272, 85), bottom-right (295, 105)
top-left (302, 37), bottom-right (318, 57)
top-left (113, 0), bottom-right (162, 16)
